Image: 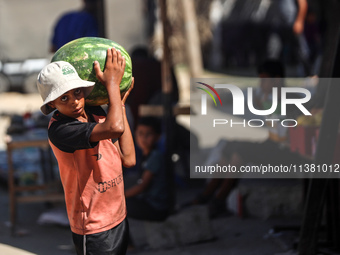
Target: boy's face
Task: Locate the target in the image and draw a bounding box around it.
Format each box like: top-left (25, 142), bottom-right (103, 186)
top-left (48, 88), bottom-right (86, 118)
top-left (135, 124), bottom-right (159, 153)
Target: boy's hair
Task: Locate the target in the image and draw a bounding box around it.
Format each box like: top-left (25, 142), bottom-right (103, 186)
top-left (257, 59), bottom-right (285, 78)
top-left (137, 117), bottom-right (162, 134)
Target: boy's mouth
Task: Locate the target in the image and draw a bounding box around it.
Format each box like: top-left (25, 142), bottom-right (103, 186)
top-left (74, 107), bottom-right (82, 114)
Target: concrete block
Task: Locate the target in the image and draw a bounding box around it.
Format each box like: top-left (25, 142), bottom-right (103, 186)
top-left (144, 205), bottom-right (215, 250)
top-left (238, 179), bottom-right (303, 219)
top-left (144, 221), bottom-right (177, 250)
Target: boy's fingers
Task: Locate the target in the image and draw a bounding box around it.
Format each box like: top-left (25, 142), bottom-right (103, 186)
top-left (116, 49), bottom-right (124, 66)
top-left (106, 48), bottom-right (113, 64)
top-left (93, 61), bottom-right (101, 74)
top-left (93, 61), bottom-right (104, 82)
top-left (122, 56), bottom-right (126, 69)
top-left (120, 55), bottom-right (126, 70)
top-left (130, 77), bottom-right (134, 90)
top-left (116, 49), bottom-right (121, 58)
top-left (111, 48), bottom-right (117, 63)
top-left (122, 78), bottom-right (134, 103)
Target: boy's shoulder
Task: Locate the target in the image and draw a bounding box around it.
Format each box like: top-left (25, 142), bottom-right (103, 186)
top-left (48, 107), bottom-right (102, 153)
top-left (147, 149), bottom-right (164, 162)
top-left (150, 148), bottom-right (163, 156)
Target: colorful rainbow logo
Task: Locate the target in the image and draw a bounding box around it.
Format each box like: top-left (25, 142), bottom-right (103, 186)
top-left (196, 82), bottom-right (222, 106)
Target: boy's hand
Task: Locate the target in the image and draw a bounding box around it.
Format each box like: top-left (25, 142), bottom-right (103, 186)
top-left (93, 48), bottom-right (126, 90)
top-left (121, 77), bottom-right (134, 105)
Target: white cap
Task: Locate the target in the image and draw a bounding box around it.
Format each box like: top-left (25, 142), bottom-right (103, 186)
top-left (37, 61), bottom-right (95, 115)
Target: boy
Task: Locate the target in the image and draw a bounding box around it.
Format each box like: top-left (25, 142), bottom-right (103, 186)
top-left (125, 117), bottom-right (171, 221)
top-left (37, 48), bottom-right (135, 254)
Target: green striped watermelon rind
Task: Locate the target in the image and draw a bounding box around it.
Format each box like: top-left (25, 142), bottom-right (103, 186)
top-left (51, 37), bottom-right (132, 106)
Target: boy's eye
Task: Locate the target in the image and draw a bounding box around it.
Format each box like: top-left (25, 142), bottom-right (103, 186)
top-left (75, 89), bottom-right (81, 95)
top-left (61, 96), bottom-right (68, 102)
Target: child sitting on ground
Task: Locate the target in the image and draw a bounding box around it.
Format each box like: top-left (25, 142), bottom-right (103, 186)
top-left (125, 116), bottom-right (172, 221)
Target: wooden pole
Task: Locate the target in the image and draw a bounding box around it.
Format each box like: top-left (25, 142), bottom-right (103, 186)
top-left (96, 0), bottom-right (106, 38)
top-left (159, 0), bottom-right (173, 95)
top-left (159, 0), bottom-right (175, 209)
top-left (181, 0), bottom-right (203, 77)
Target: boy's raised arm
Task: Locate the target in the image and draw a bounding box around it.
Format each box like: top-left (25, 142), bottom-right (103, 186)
top-left (90, 48), bottom-right (126, 142)
top-left (114, 79), bottom-right (136, 168)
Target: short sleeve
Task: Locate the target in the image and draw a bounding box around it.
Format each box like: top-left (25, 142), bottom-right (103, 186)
top-left (49, 119), bottom-right (98, 153)
top-left (144, 150), bottom-right (163, 174)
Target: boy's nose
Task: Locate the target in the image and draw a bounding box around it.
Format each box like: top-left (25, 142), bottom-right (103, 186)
top-left (71, 95), bottom-right (79, 104)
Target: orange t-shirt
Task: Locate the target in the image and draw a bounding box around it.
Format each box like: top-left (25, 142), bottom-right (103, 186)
top-left (48, 106), bottom-right (126, 235)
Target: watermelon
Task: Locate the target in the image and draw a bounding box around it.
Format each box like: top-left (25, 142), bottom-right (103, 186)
top-left (51, 37), bottom-right (132, 106)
